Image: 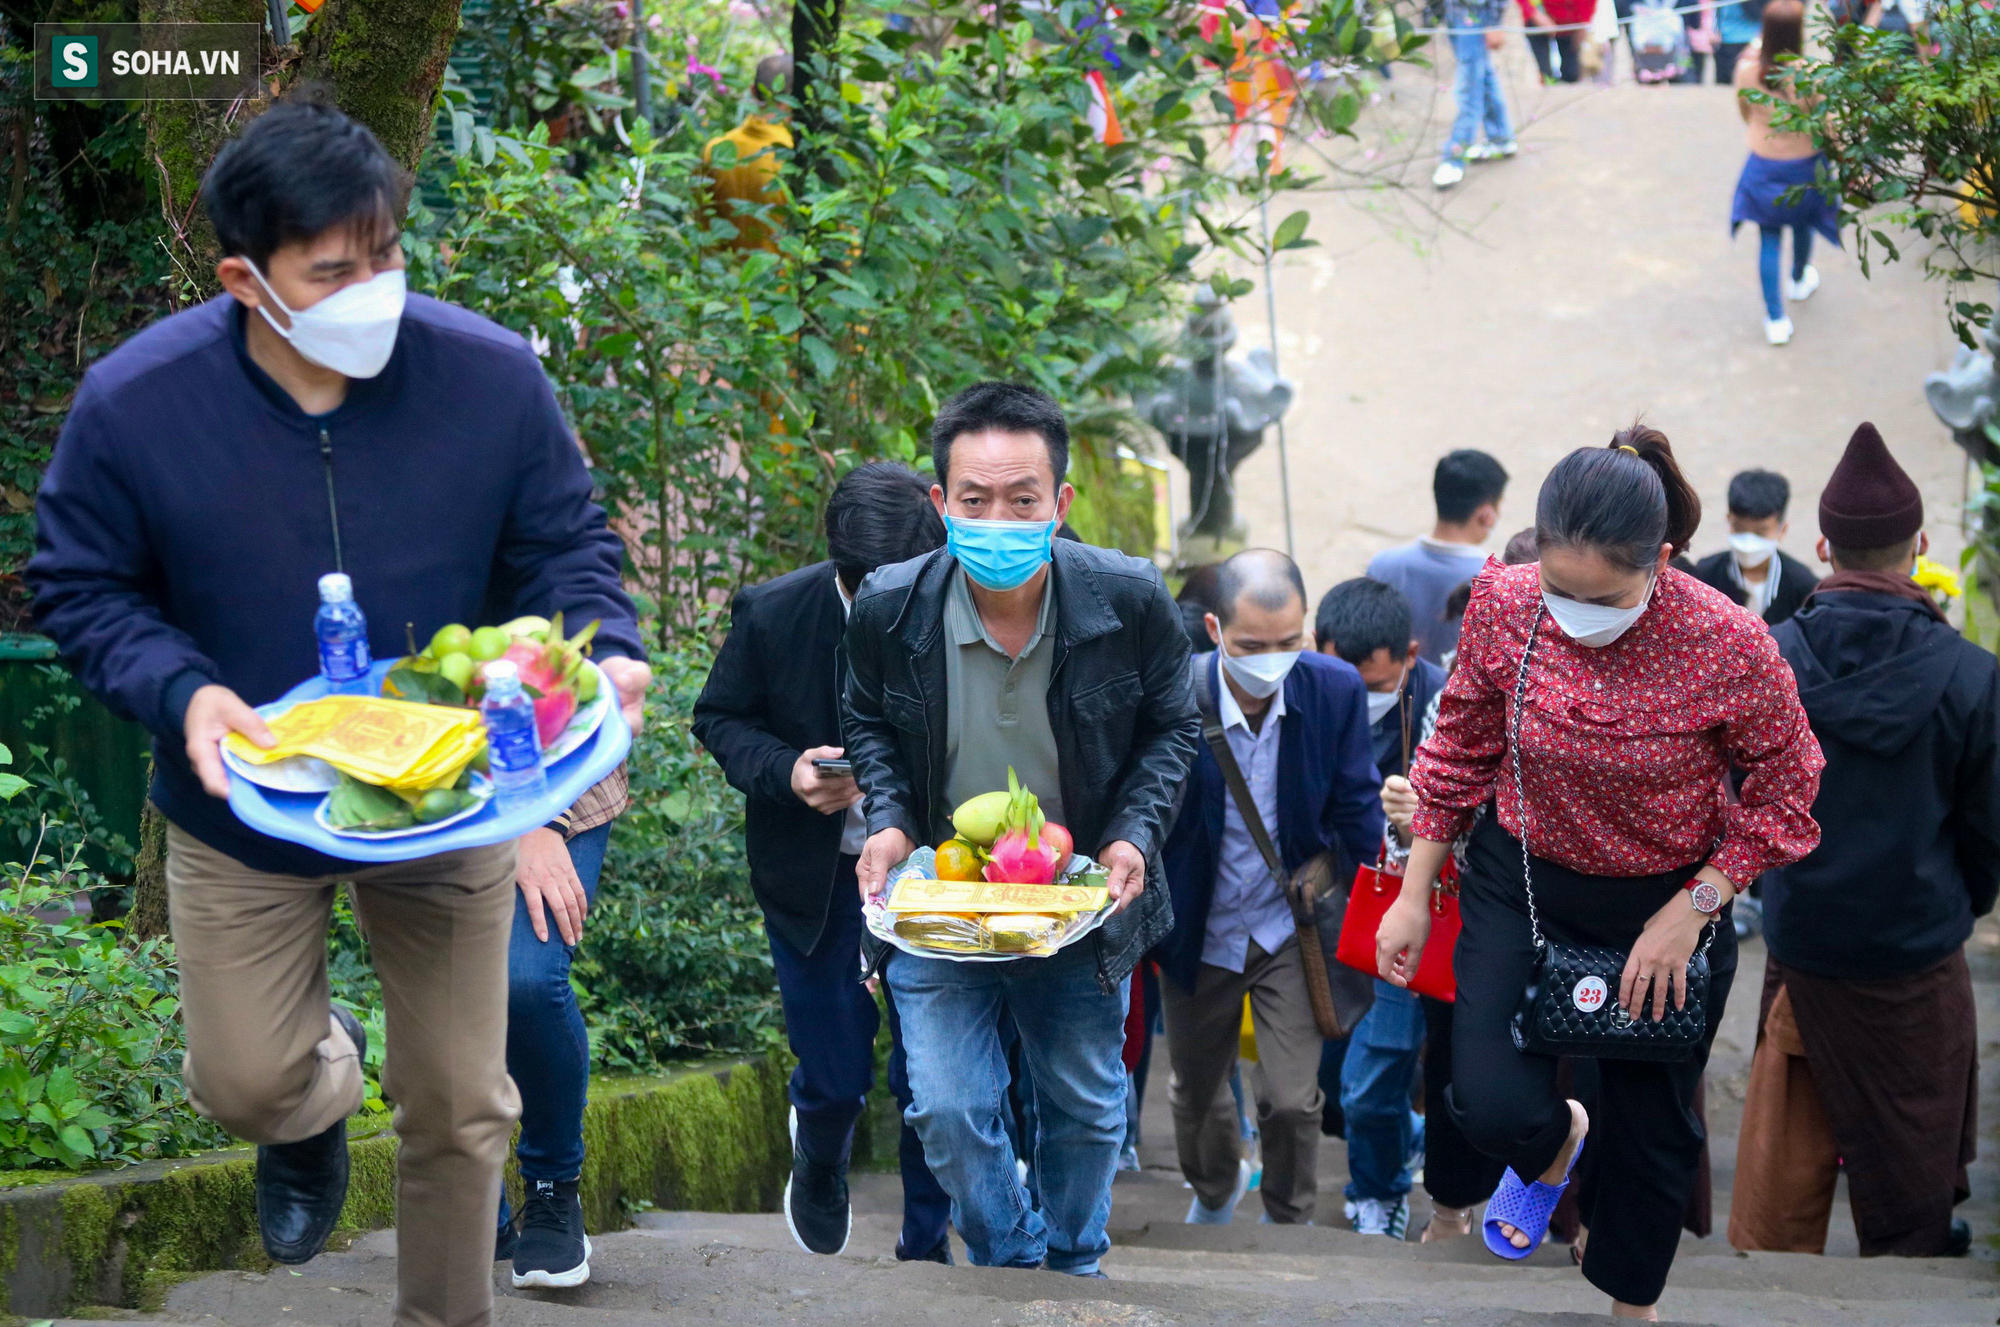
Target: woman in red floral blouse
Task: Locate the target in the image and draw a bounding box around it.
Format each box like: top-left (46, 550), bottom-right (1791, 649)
top-left (1376, 427), bottom-right (1822, 1320)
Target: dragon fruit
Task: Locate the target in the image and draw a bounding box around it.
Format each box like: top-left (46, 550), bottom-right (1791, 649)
top-left (484, 612), bottom-right (600, 747)
top-left (983, 828), bottom-right (1062, 885)
top-left (973, 767), bottom-right (1070, 883)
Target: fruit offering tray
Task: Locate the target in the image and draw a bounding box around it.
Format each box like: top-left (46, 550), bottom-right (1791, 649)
top-left (864, 846), bottom-right (1117, 963)
top-left (226, 659), bottom-right (631, 862)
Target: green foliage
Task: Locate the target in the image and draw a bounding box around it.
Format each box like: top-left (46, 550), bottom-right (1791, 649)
top-left (1778, 0), bottom-right (2000, 340)
top-left (411, 0), bottom-right (1418, 638)
top-left (0, 665), bottom-right (137, 884)
top-left (0, 34), bottom-right (170, 604)
top-left (0, 817), bottom-right (226, 1170)
top-left (577, 639), bottom-right (782, 1068)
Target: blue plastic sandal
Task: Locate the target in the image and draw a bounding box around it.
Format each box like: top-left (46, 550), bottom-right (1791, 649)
top-left (1481, 1136), bottom-right (1585, 1261)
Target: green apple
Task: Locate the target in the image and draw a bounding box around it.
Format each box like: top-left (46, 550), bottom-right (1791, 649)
top-left (468, 626), bottom-right (509, 662)
top-left (438, 652), bottom-right (475, 693)
top-left (429, 623), bottom-right (473, 658)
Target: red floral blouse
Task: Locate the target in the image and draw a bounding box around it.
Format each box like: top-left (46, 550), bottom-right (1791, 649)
top-left (1409, 560), bottom-right (1823, 885)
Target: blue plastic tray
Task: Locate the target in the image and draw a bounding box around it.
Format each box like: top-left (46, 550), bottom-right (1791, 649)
top-left (226, 660), bottom-right (632, 862)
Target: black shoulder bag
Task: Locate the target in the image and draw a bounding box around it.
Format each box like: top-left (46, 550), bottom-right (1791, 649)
top-left (1191, 657), bottom-right (1376, 1039)
top-left (1505, 603), bottom-right (1713, 1063)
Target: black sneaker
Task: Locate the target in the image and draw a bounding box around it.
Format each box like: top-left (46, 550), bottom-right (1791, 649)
top-left (784, 1151), bottom-right (852, 1256)
top-left (895, 1237), bottom-right (951, 1264)
top-left (254, 1006), bottom-right (366, 1265)
top-left (1944, 1217), bottom-right (1972, 1257)
top-left (512, 1178), bottom-right (591, 1288)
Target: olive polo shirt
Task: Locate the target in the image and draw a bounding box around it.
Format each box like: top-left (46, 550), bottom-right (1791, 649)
top-left (942, 567), bottom-right (1067, 838)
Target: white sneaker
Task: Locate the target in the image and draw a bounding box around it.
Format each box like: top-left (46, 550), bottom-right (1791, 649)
top-left (1786, 265), bottom-right (1820, 302)
top-left (1465, 139), bottom-right (1518, 161)
top-left (1765, 315), bottom-right (1795, 346)
top-left (1432, 159), bottom-right (1465, 190)
top-left (1185, 1157), bottom-right (1254, 1225)
top-left (1351, 1194), bottom-right (1410, 1239)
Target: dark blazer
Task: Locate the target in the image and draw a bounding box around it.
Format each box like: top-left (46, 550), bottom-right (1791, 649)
top-left (691, 561), bottom-right (851, 954)
top-left (841, 540), bottom-right (1201, 987)
top-left (1692, 549), bottom-right (1819, 625)
top-left (1768, 591), bottom-right (2000, 978)
top-left (27, 295), bottom-right (639, 877)
top-left (1155, 652), bottom-right (1386, 993)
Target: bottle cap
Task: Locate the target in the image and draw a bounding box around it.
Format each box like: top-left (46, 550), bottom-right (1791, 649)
top-left (483, 660), bottom-right (518, 683)
top-left (317, 573), bottom-right (353, 602)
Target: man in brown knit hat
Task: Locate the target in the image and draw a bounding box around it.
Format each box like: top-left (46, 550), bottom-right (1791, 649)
top-left (1730, 422), bottom-right (2000, 1258)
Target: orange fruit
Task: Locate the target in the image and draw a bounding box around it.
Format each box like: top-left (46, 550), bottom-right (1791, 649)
top-left (935, 839), bottom-right (984, 882)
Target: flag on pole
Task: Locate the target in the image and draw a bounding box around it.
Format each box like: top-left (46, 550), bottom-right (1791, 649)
top-left (1084, 69), bottom-right (1125, 145)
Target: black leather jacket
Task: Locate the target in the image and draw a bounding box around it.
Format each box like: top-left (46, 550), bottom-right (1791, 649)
top-left (842, 540), bottom-right (1200, 986)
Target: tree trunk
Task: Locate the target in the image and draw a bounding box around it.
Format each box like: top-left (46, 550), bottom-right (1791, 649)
top-left (296, 0), bottom-right (464, 173)
top-left (143, 0), bottom-right (463, 297)
top-left (140, 0), bottom-right (269, 302)
top-left (789, 0), bottom-right (842, 133)
top-left (126, 794), bottom-right (171, 941)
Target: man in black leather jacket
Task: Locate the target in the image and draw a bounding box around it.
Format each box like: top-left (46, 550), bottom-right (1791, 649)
top-left (844, 382), bottom-right (1199, 1276)
top-left (692, 462), bottom-right (950, 1264)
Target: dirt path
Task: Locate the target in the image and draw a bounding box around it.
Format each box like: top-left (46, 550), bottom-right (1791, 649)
top-left (1212, 50), bottom-right (1969, 589)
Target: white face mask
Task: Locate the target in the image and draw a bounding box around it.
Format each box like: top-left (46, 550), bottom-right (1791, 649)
top-left (1729, 531), bottom-right (1778, 569)
top-left (1218, 644), bottom-right (1302, 699)
top-left (1542, 576), bottom-right (1654, 648)
top-left (1366, 686), bottom-right (1403, 725)
top-left (247, 262), bottom-right (406, 379)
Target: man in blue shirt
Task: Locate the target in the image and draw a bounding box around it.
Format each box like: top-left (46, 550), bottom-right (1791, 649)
top-left (1156, 550), bottom-right (1384, 1226)
top-left (1365, 449), bottom-right (1507, 662)
top-left (28, 103), bottom-right (647, 1327)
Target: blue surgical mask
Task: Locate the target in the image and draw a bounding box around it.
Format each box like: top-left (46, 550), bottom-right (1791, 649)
top-left (946, 516), bottom-right (1057, 592)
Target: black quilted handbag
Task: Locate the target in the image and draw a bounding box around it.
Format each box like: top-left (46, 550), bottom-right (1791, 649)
top-left (1503, 603), bottom-right (1713, 1064)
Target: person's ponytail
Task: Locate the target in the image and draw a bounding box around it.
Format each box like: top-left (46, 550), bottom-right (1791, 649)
top-left (1610, 424), bottom-right (1702, 557)
top-left (1535, 422), bottom-right (1702, 571)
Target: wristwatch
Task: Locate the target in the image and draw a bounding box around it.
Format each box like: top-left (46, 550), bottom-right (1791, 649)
top-left (1686, 878), bottom-right (1725, 916)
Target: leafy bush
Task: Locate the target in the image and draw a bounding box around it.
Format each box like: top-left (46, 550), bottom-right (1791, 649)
top-left (410, 0), bottom-right (1413, 643)
top-left (0, 663), bottom-right (138, 888)
top-left (0, 747), bottom-right (226, 1169)
top-left (1779, 0), bottom-right (2000, 340)
top-left (577, 639), bottom-right (782, 1069)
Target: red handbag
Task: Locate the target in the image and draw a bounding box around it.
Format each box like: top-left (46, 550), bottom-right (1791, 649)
top-left (1334, 857), bottom-right (1462, 1002)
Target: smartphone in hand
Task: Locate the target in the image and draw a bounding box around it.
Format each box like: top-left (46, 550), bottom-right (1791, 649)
top-left (812, 757), bottom-right (855, 779)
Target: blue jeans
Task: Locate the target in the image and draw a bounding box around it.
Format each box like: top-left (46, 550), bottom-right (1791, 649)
top-left (769, 858), bottom-right (951, 1259)
top-left (1444, 30), bottom-right (1513, 161)
top-left (1758, 225), bottom-right (1813, 320)
top-left (887, 943), bottom-right (1130, 1274)
top-left (1340, 979), bottom-right (1426, 1203)
top-left (503, 823), bottom-right (611, 1199)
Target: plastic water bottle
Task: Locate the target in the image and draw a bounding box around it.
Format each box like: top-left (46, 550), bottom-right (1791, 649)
top-left (314, 573), bottom-right (371, 692)
top-left (479, 660), bottom-right (547, 800)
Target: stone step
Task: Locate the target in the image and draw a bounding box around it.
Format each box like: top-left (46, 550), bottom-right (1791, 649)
top-left (129, 1208), bottom-right (1998, 1327)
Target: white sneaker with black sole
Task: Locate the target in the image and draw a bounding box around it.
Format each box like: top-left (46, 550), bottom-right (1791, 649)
top-left (784, 1106), bottom-right (852, 1255)
top-left (511, 1178), bottom-right (591, 1289)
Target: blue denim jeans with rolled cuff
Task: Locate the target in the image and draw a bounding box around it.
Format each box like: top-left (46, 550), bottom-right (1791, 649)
top-left (496, 822), bottom-right (610, 1232)
top-left (1443, 30), bottom-right (1514, 162)
top-left (1340, 978), bottom-right (1427, 1203)
top-left (886, 941), bottom-right (1130, 1274)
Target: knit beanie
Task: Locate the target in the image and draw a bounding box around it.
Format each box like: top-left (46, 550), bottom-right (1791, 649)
top-left (1818, 422), bottom-right (1923, 549)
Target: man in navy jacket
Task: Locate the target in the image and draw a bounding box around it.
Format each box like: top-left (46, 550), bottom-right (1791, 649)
top-left (26, 103), bottom-right (645, 1327)
top-left (1156, 550), bottom-right (1383, 1227)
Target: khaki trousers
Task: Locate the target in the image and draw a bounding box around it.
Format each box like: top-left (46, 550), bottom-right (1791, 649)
top-left (166, 827), bottom-right (520, 1327)
top-left (1159, 937), bottom-right (1324, 1223)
